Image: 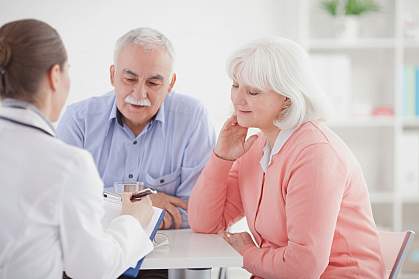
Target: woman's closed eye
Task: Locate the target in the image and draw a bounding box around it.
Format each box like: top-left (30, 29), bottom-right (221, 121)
top-left (248, 91), bottom-right (260, 96)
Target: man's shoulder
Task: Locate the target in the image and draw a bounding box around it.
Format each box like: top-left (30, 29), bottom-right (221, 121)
top-left (65, 92), bottom-right (115, 119)
top-left (165, 91), bottom-right (206, 116)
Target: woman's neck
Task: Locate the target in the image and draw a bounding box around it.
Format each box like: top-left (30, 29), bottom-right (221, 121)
top-left (33, 95), bottom-right (53, 122)
top-left (261, 125), bottom-right (281, 148)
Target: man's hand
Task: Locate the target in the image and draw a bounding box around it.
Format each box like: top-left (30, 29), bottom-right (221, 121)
top-left (150, 192), bottom-right (188, 229)
top-left (223, 231), bottom-right (257, 255)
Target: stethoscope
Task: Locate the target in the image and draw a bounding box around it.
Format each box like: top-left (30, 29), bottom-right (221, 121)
top-left (0, 105), bottom-right (54, 137)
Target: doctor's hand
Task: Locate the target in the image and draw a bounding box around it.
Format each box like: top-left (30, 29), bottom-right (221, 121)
top-left (214, 115), bottom-right (258, 161)
top-left (222, 231), bottom-right (257, 256)
top-left (149, 192), bottom-right (187, 229)
top-left (121, 193), bottom-right (153, 229)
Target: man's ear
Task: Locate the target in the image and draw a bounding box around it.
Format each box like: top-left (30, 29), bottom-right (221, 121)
top-left (168, 73), bottom-right (176, 93)
top-left (47, 64), bottom-right (62, 93)
top-left (110, 65), bottom-right (116, 86)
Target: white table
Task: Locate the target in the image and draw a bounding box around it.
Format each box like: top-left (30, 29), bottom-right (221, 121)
top-left (142, 229), bottom-right (243, 279)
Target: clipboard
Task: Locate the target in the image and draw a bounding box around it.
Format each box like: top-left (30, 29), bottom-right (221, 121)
top-left (103, 195), bottom-right (165, 277)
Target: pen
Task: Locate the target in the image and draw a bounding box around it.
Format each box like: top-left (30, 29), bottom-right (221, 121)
top-left (103, 191), bottom-right (121, 202)
top-left (130, 188), bottom-right (157, 201)
top-left (103, 188), bottom-right (157, 202)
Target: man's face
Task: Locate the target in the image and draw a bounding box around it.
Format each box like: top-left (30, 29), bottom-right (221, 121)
top-left (110, 43), bottom-right (175, 128)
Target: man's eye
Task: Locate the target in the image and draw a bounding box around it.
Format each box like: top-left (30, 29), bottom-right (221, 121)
top-left (232, 84), bottom-right (239, 88)
top-left (147, 81), bottom-right (161, 87)
top-left (248, 91), bottom-right (259, 96)
top-left (124, 78), bottom-right (136, 83)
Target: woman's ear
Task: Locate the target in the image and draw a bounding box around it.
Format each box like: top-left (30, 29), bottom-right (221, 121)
top-left (281, 97), bottom-right (291, 111)
top-left (46, 64), bottom-right (62, 93)
top-left (278, 97), bottom-right (291, 119)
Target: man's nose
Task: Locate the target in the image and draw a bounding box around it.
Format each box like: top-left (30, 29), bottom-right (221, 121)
top-left (132, 82), bottom-right (147, 99)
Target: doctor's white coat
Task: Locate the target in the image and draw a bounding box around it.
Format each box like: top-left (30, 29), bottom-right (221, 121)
top-left (0, 104), bottom-right (153, 279)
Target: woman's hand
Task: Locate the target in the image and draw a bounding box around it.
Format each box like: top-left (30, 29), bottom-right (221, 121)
top-left (214, 115), bottom-right (258, 161)
top-left (223, 231), bottom-right (257, 255)
top-left (121, 193), bottom-right (153, 228)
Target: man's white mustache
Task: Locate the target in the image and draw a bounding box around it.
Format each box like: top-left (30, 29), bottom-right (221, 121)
top-left (124, 95), bottom-right (151, 107)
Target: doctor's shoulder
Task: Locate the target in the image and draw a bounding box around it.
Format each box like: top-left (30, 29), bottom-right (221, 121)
top-left (50, 140), bottom-right (103, 192)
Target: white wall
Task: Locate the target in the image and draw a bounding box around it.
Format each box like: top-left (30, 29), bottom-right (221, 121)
top-left (0, 0), bottom-right (298, 132)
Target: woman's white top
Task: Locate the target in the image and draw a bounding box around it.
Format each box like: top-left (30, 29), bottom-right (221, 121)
top-left (0, 99), bottom-right (153, 279)
top-left (259, 128), bottom-right (295, 172)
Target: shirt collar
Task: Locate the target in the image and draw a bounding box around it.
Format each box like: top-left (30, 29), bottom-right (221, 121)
top-left (259, 128), bottom-right (295, 172)
top-left (0, 98), bottom-right (56, 137)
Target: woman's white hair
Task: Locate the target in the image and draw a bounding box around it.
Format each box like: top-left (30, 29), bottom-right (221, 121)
top-left (227, 37), bottom-right (331, 130)
top-left (114, 27), bottom-right (175, 66)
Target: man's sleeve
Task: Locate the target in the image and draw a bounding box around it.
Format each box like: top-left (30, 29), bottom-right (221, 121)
top-left (56, 105), bottom-right (85, 148)
top-left (176, 105), bottom-right (216, 228)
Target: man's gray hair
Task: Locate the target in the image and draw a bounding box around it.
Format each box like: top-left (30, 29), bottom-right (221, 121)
top-left (114, 27), bottom-right (175, 65)
top-left (227, 37), bottom-right (332, 130)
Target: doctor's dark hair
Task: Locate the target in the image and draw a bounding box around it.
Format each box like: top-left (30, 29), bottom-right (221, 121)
top-left (0, 19), bottom-right (67, 102)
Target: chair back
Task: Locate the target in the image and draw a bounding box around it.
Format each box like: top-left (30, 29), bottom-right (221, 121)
top-left (378, 230), bottom-right (415, 279)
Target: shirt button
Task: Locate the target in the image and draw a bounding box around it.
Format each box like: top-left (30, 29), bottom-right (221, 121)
top-left (128, 174), bottom-right (133, 179)
top-left (133, 140), bottom-right (137, 145)
top-left (160, 179), bottom-right (165, 184)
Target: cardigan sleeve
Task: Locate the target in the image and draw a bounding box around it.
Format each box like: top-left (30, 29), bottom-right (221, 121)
top-left (243, 143), bottom-right (347, 279)
top-left (188, 152), bottom-right (245, 233)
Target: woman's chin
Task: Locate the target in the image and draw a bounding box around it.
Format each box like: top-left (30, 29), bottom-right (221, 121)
top-left (236, 118), bottom-right (252, 128)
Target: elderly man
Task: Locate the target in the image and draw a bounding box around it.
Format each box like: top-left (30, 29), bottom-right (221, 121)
top-left (57, 28), bottom-right (215, 278)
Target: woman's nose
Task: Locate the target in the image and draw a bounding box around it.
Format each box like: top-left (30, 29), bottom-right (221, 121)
top-left (231, 88), bottom-right (246, 105)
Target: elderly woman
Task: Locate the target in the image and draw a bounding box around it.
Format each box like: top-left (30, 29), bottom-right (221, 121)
top-left (188, 38), bottom-right (385, 278)
top-left (0, 19), bottom-right (154, 279)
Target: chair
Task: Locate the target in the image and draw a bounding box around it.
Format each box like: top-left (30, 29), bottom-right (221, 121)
top-left (219, 230), bottom-right (415, 279)
top-left (378, 230), bottom-right (416, 279)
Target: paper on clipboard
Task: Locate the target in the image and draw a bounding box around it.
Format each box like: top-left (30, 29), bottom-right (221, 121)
top-left (102, 196), bottom-right (163, 237)
top-left (102, 195), bottom-right (165, 277)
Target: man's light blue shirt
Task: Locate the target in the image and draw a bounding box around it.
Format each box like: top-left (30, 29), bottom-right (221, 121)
top-left (56, 91), bottom-right (216, 228)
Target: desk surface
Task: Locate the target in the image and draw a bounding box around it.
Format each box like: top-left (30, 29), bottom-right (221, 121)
top-left (142, 229), bottom-right (243, 270)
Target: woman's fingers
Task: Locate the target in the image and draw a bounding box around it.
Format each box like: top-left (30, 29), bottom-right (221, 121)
top-left (221, 115), bottom-right (238, 130)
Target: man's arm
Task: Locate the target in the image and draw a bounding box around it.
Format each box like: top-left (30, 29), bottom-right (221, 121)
top-left (176, 105), bottom-right (216, 228)
top-left (150, 105), bottom-right (216, 229)
top-left (56, 105), bottom-right (85, 148)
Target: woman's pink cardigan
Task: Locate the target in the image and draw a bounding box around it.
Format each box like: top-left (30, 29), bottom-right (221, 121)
top-left (189, 121), bottom-right (385, 279)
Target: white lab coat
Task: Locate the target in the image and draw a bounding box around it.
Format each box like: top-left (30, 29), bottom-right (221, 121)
top-left (0, 103), bottom-right (153, 279)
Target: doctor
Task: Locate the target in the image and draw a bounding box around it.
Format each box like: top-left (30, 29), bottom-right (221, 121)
top-left (0, 19), bottom-right (155, 279)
